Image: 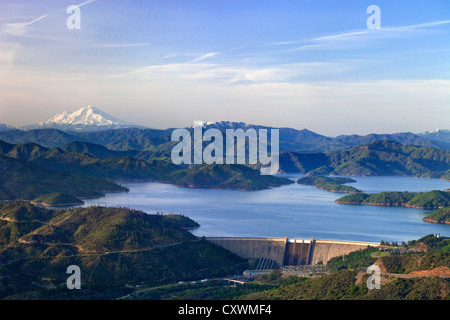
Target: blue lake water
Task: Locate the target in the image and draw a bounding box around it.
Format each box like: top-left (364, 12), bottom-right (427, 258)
top-left (83, 175), bottom-right (450, 243)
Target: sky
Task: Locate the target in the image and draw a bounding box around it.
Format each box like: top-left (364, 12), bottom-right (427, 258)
top-left (0, 0), bottom-right (449, 136)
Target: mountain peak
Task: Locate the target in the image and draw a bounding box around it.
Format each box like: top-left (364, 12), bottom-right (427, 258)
top-left (194, 120), bottom-right (251, 129)
top-left (0, 123), bottom-right (17, 132)
top-left (23, 106), bottom-right (145, 132)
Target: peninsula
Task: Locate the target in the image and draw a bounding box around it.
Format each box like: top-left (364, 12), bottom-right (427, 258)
top-left (335, 190), bottom-right (449, 209)
top-left (297, 176), bottom-right (362, 193)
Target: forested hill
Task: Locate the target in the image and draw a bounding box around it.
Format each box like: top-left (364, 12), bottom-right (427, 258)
top-left (297, 176), bottom-right (361, 193)
top-left (0, 140), bottom-right (293, 203)
top-left (279, 140), bottom-right (450, 179)
top-left (0, 154), bottom-right (127, 201)
top-left (0, 202), bottom-right (244, 299)
top-left (335, 190), bottom-right (450, 209)
top-left (1, 125), bottom-right (449, 152)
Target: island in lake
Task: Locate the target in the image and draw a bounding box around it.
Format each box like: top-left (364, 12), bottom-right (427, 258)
top-left (336, 190), bottom-right (450, 224)
top-left (422, 207), bottom-right (450, 225)
top-left (335, 190), bottom-right (449, 209)
top-left (297, 176), bottom-right (362, 193)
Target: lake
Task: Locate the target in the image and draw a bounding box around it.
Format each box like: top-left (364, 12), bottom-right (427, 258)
top-left (83, 175), bottom-right (450, 243)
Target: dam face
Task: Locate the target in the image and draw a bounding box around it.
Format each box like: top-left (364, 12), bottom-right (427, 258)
top-left (206, 237), bottom-right (287, 267)
top-left (206, 237), bottom-right (379, 267)
top-left (283, 239), bottom-right (312, 266)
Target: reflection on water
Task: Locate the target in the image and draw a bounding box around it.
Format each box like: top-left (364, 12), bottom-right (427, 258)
top-left (83, 175), bottom-right (450, 243)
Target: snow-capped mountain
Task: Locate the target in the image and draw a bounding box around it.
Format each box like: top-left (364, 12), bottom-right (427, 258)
top-left (418, 129), bottom-right (450, 144)
top-left (0, 123), bottom-right (17, 131)
top-left (192, 121), bottom-right (255, 130)
top-left (23, 106), bottom-right (144, 131)
top-left (419, 129), bottom-right (450, 134)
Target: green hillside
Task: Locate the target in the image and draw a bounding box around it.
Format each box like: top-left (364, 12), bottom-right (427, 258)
top-left (423, 207), bottom-right (450, 224)
top-left (283, 141), bottom-right (450, 179)
top-left (0, 202), bottom-right (55, 246)
top-left (0, 140), bottom-right (293, 192)
top-left (58, 141), bottom-right (134, 159)
top-left (242, 270), bottom-right (449, 300)
top-left (297, 176), bottom-right (361, 193)
top-left (278, 152), bottom-right (329, 173)
top-left (163, 164), bottom-right (293, 190)
top-left (2, 139), bottom-right (448, 191)
top-left (336, 190), bottom-right (450, 209)
top-left (0, 155), bottom-right (127, 201)
top-left (442, 171), bottom-right (450, 181)
top-left (31, 193), bottom-right (84, 206)
top-left (0, 203), bottom-right (244, 299)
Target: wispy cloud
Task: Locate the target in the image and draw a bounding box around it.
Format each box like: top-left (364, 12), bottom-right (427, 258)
top-left (312, 20), bottom-right (450, 42)
top-left (112, 60), bottom-right (353, 85)
top-left (273, 19), bottom-right (450, 52)
top-left (26, 14), bottom-right (48, 26)
top-left (191, 52), bottom-right (221, 62)
top-left (77, 0), bottom-right (98, 7)
top-left (2, 0), bottom-right (97, 37)
top-left (3, 14), bottom-right (48, 36)
top-left (93, 42), bottom-right (151, 48)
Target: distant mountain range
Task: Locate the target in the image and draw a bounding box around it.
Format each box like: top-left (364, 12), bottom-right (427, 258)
top-left (1, 106), bottom-right (449, 152)
top-left (0, 123), bottom-right (16, 132)
top-left (196, 121), bottom-right (450, 151)
top-left (279, 140), bottom-right (450, 179)
top-left (418, 129), bottom-right (450, 144)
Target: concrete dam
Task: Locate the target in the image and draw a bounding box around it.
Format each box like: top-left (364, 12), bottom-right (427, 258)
top-left (206, 237), bottom-right (380, 267)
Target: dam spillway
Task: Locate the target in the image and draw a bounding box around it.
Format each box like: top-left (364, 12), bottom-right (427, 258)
top-left (206, 237), bottom-right (380, 267)
top-left (283, 239), bottom-right (313, 266)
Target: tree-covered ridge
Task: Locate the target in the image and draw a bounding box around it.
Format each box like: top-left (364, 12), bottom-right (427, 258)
top-left (407, 234), bottom-right (450, 252)
top-left (242, 269), bottom-right (449, 300)
top-left (163, 164), bottom-right (293, 190)
top-left (336, 190), bottom-right (450, 209)
top-left (1, 126), bottom-right (449, 153)
top-left (283, 140), bottom-right (450, 179)
top-left (31, 193), bottom-right (84, 206)
top-left (442, 171), bottom-right (450, 181)
top-left (2, 136), bottom-right (449, 179)
top-left (0, 155), bottom-right (128, 201)
top-left (23, 205), bottom-right (198, 252)
top-left (423, 207), bottom-right (450, 224)
top-left (297, 176), bottom-right (361, 193)
top-left (0, 201), bottom-right (55, 246)
top-left (0, 140), bottom-right (293, 193)
top-left (0, 202), bottom-right (244, 299)
top-left (328, 235), bottom-right (450, 272)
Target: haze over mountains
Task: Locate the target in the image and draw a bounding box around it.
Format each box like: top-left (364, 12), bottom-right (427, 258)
top-left (418, 129), bottom-right (450, 145)
top-left (0, 124), bottom-right (16, 132)
top-left (1, 106), bottom-right (449, 152)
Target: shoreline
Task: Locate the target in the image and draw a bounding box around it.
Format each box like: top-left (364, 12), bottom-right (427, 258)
top-left (122, 178), bottom-right (293, 192)
top-left (30, 201), bottom-right (83, 207)
top-left (421, 218), bottom-right (450, 225)
top-left (316, 186), bottom-right (360, 193)
top-left (335, 201), bottom-right (446, 210)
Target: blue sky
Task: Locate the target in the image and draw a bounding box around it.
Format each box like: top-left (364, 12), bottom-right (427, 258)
top-left (0, 0), bottom-right (449, 135)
